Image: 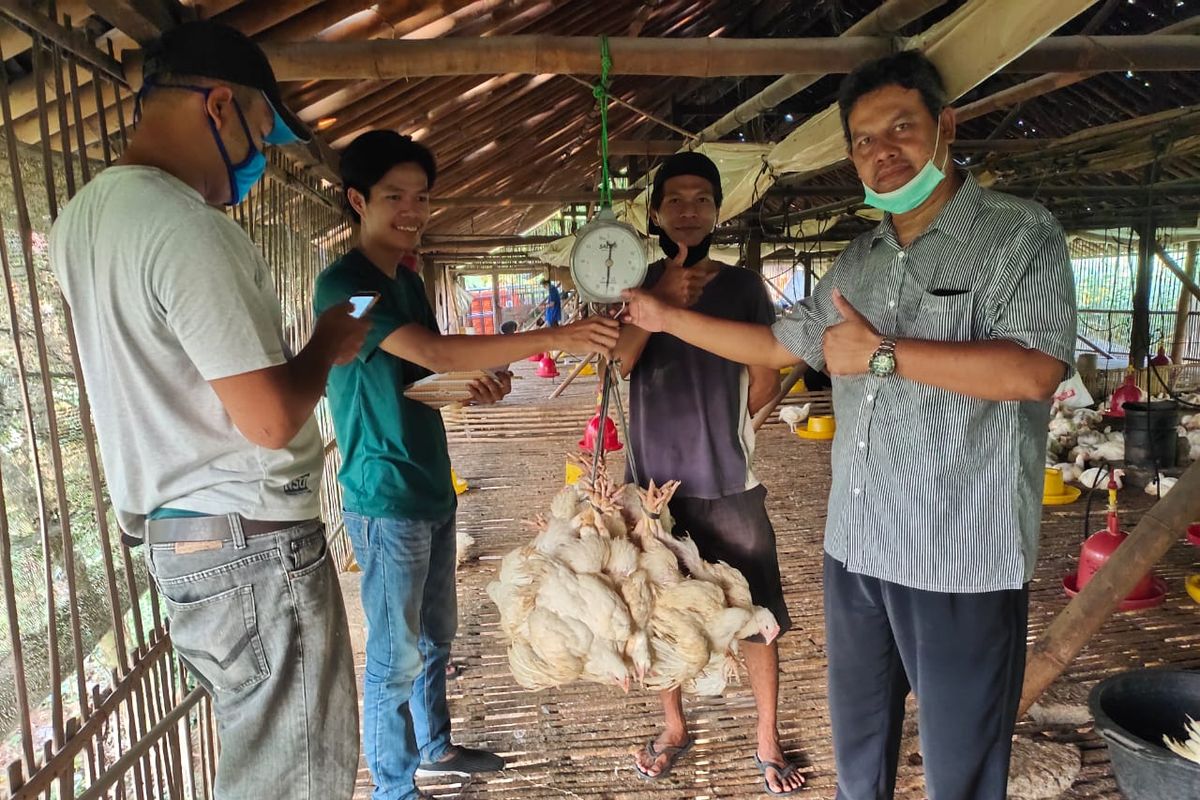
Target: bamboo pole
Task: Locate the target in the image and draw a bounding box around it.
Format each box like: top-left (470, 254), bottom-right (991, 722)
top-left (9, 636), bottom-right (175, 799)
top-left (0, 0), bottom-right (124, 81)
top-left (1154, 241), bottom-right (1200, 308)
top-left (1169, 242), bottom-right (1197, 365)
top-left (548, 353), bottom-right (597, 400)
top-left (0, 36), bottom-right (65, 754)
top-left (0, 362), bottom-right (36, 774)
top-left (73, 688), bottom-right (207, 800)
top-left (83, 0), bottom-right (184, 44)
top-left (109, 34), bottom-right (1200, 83)
top-left (1018, 460), bottom-right (1200, 717)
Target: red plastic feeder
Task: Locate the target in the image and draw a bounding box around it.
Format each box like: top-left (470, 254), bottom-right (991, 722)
top-left (1187, 523), bottom-right (1200, 548)
top-left (536, 354), bottom-right (559, 378)
top-left (1063, 499), bottom-right (1167, 611)
top-left (1105, 370), bottom-right (1145, 419)
top-left (528, 351), bottom-right (546, 363)
top-left (578, 413), bottom-right (622, 453)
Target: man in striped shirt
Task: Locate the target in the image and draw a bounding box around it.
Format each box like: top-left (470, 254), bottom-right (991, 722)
top-left (623, 50), bottom-right (1077, 800)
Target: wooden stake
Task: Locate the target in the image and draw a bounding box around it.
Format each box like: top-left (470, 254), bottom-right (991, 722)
top-left (1169, 242), bottom-right (1198, 366)
top-left (752, 366), bottom-right (805, 432)
top-left (548, 353), bottom-right (597, 400)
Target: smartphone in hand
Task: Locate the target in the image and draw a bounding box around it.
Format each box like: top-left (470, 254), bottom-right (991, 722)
top-left (348, 292), bottom-right (380, 319)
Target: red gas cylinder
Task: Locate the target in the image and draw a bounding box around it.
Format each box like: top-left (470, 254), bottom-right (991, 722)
top-left (536, 354), bottom-right (559, 378)
top-left (578, 413), bottom-right (623, 453)
top-left (1107, 371), bottom-right (1145, 419)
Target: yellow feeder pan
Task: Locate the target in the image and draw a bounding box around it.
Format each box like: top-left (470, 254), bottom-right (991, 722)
top-left (451, 469), bottom-right (469, 495)
top-left (779, 368), bottom-right (807, 395)
top-left (565, 460), bottom-right (584, 486)
top-left (1042, 467), bottom-right (1081, 506)
top-left (795, 415), bottom-right (836, 440)
top-left (579, 361), bottom-right (597, 377)
top-left (1185, 575), bottom-right (1200, 605)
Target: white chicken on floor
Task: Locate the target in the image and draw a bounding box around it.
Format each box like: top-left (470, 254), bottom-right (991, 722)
top-left (1078, 466), bottom-right (1125, 490)
top-left (1144, 476), bottom-right (1179, 497)
top-left (779, 403), bottom-right (812, 434)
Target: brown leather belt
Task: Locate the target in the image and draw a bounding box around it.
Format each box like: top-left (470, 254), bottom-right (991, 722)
top-left (145, 514), bottom-right (312, 546)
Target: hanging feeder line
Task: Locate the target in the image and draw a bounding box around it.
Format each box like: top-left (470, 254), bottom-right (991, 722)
top-left (586, 36), bottom-right (639, 488)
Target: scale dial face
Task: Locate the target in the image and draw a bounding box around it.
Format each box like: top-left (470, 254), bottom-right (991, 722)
top-left (569, 215), bottom-right (648, 304)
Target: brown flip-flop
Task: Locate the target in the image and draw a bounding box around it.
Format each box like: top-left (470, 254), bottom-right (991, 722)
top-left (754, 754), bottom-right (806, 795)
top-left (633, 736), bottom-right (694, 780)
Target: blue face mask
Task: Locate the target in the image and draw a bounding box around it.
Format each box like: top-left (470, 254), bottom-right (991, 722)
top-left (137, 81), bottom-right (267, 206)
top-left (862, 126), bottom-right (948, 215)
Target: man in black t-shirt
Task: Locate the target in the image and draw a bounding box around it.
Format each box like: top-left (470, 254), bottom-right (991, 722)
top-left (616, 152), bottom-right (805, 795)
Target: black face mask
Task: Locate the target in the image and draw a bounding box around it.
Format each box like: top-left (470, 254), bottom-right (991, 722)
top-left (657, 230), bottom-right (713, 268)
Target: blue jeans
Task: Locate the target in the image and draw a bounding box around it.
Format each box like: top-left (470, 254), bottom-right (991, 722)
top-left (146, 520), bottom-right (359, 800)
top-left (344, 510), bottom-right (458, 800)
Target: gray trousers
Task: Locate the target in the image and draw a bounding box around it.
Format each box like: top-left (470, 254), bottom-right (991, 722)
top-left (147, 520), bottom-right (359, 800)
top-left (824, 554), bottom-right (1028, 800)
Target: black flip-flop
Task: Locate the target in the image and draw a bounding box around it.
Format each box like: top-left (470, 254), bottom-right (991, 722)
top-left (633, 736), bottom-right (695, 780)
top-left (753, 754), bottom-right (806, 795)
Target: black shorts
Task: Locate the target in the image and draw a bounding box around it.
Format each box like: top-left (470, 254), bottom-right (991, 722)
top-left (668, 483), bottom-right (792, 642)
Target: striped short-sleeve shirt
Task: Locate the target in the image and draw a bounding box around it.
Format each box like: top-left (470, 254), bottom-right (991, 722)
top-left (773, 173), bottom-right (1077, 593)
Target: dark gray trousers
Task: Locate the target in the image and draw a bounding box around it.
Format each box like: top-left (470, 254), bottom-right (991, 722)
top-left (824, 554), bottom-right (1028, 800)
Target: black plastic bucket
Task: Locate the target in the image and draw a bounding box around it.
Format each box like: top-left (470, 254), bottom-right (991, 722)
top-left (1088, 669), bottom-right (1200, 800)
top-left (1123, 400), bottom-right (1180, 470)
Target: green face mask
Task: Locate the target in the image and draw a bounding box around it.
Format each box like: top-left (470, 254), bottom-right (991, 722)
top-left (862, 126), bottom-right (947, 215)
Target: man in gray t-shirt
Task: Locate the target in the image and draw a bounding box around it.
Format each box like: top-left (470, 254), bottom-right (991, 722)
top-left (50, 22), bottom-right (367, 799)
top-left (617, 153), bottom-right (804, 795)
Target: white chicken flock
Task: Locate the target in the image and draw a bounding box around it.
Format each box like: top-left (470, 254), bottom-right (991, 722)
top-left (487, 467), bottom-right (779, 697)
top-left (1046, 393), bottom-right (1200, 495)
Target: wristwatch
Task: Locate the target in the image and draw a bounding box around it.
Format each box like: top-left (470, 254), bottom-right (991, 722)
top-left (868, 338), bottom-right (897, 378)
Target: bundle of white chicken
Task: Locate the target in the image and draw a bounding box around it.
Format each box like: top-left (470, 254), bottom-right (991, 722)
top-left (486, 468), bottom-right (779, 697)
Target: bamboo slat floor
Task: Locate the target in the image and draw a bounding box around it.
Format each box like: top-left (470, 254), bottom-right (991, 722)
top-left (342, 357), bottom-right (1200, 799)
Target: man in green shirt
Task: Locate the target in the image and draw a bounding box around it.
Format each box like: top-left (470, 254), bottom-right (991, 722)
top-left (315, 130), bottom-right (619, 800)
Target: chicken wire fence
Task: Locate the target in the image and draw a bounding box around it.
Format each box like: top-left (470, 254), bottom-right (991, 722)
top-left (0, 10), bottom-right (350, 799)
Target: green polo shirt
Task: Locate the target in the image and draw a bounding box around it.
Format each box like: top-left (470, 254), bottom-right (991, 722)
top-left (314, 249), bottom-right (454, 520)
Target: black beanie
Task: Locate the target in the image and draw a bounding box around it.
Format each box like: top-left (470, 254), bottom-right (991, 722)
top-left (648, 151), bottom-right (723, 234)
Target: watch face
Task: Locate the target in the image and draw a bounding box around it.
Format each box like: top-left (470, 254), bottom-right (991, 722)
top-left (869, 350), bottom-right (896, 377)
top-left (570, 221), bottom-right (647, 303)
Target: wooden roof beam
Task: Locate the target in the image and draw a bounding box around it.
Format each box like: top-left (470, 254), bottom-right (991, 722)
top-left (204, 35), bottom-right (1200, 82)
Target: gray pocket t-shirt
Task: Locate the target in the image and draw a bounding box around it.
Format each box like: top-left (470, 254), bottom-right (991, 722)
top-left (50, 166), bottom-right (323, 541)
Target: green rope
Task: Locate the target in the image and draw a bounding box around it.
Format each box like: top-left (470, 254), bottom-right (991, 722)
top-left (593, 35), bottom-right (614, 209)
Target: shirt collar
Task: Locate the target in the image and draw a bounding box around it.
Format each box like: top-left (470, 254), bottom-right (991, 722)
top-left (869, 171), bottom-right (982, 247)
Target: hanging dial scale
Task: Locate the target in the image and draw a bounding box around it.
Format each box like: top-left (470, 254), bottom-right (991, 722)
top-left (569, 36), bottom-right (647, 307)
top-left (569, 207), bottom-right (646, 304)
